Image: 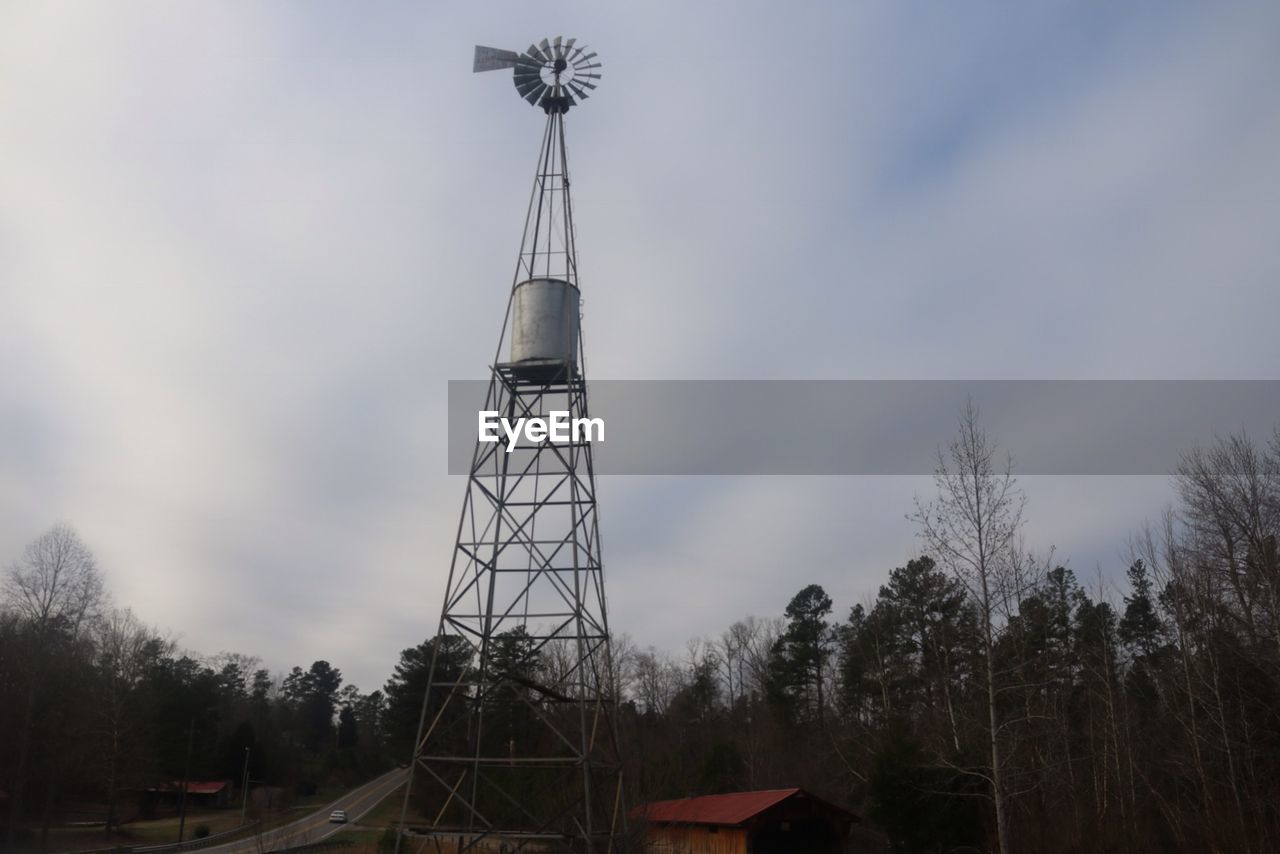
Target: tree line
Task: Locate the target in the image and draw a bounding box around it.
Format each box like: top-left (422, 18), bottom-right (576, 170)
top-left (0, 523), bottom-right (439, 849)
top-left (5, 411), bottom-right (1280, 852)
top-left (606, 410), bottom-right (1280, 853)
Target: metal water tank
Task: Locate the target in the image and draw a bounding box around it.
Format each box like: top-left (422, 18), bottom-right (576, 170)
top-left (510, 277), bottom-right (580, 368)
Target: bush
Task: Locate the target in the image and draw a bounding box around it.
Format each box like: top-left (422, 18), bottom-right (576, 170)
top-left (193, 824), bottom-right (211, 839)
top-left (868, 730), bottom-right (984, 853)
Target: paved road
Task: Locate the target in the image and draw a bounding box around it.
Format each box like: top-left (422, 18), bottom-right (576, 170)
top-left (201, 768), bottom-right (408, 853)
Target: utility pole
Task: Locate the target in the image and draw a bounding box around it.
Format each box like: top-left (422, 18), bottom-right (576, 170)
top-left (240, 747), bottom-right (251, 821)
top-left (176, 718), bottom-right (195, 843)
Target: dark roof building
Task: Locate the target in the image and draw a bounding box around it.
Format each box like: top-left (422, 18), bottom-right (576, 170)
top-left (145, 780), bottom-right (233, 809)
top-left (634, 788), bottom-right (858, 853)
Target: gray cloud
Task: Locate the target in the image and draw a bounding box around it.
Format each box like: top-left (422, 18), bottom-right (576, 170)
top-left (2, 2), bottom-right (1278, 690)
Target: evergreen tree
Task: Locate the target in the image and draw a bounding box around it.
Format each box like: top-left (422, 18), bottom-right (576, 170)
top-left (383, 636), bottom-right (473, 762)
top-left (768, 584), bottom-right (834, 725)
top-left (1118, 559), bottom-right (1163, 656)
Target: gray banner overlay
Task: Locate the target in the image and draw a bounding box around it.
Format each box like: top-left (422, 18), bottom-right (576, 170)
top-left (447, 380), bottom-right (1280, 475)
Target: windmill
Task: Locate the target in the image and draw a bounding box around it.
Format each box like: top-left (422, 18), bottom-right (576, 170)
top-left (395, 38), bottom-right (628, 853)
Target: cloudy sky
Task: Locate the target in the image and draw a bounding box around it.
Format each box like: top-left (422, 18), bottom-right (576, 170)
top-left (3, 1), bottom-right (1279, 693)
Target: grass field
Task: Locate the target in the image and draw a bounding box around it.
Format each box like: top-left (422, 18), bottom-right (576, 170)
top-left (23, 810), bottom-right (247, 853)
top-left (322, 827), bottom-right (386, 848)
top-left (337, 789), bottom-right (530, 854)
top-left (123, 812), bottom-right (246, 842)
top-left (20, 777), bottom-right (406, 854)
top-left (351, 784), bottom-right (426, 829)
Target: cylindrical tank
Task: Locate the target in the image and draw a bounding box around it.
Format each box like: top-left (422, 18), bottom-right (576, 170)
top-left (510, 277), bottom-right (580, 368)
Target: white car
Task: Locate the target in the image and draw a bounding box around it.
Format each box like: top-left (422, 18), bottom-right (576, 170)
top-left (329, 810), bottom-right (348, 824)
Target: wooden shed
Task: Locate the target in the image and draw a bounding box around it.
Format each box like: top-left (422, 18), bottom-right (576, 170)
top-left (634, 788), bottom-right (857, 853)
top-left (145, 780), bottom-right (233, 810)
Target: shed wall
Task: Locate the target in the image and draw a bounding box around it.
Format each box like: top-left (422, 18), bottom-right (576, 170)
top-left (645, 825), bottom-right (748, 854)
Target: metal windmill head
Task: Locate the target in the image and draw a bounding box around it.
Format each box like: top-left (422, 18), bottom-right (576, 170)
top-left (473, 37), bottom-right (601, 114)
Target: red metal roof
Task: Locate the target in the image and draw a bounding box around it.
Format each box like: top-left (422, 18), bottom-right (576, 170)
top-left (185, 781), bottom-right (229, 795)
top-left (634, 788), bottom-right (802, 826)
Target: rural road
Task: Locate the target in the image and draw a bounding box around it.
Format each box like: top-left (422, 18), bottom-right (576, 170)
top-left (200, 767), bottom-right (408, 853)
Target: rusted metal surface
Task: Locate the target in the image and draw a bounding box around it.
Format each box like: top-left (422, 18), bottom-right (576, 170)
top-left (634, 788), bottom-right (801, 826)
top-left (634, 788), bottom-right (860, 854)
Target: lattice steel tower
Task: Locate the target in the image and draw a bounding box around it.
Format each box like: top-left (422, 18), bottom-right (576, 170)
top-left (397, 38), bottom-right (627, 853)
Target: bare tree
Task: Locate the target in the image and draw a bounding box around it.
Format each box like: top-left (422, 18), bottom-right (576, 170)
top-left (1175, 432), bottom-right (1280, 651)
top-left (911, 401), bottom-right (1025, 854)
top-left (4, 522), bottom-right (105, 636)
top-left (630, 648), bottom-right (680, 716)
top-left (731, 615), bottom-right (785, 702)
top-left (95, 608), bottom-right (162, 836)
top-left (1126, 429), bottom-right (1280, 852)
top-left (609, 632), bottom-right (638, 703)
top-left (3, 523), bottom-right (107, 845)
top-left (714, 626), bottom-right (747, 711)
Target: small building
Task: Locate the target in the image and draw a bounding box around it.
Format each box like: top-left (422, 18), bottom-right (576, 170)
top-left (634, 788), bottom-right (858, 853)
top-left (146, 780), bottom-right (233, 810)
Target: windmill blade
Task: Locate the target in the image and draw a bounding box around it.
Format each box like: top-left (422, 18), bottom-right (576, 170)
top-left (473, 45), bottom-right (520, 72)
top-left (552, 36), bottom-right (564, 60)
top-left (567, 81), bottom-right (589, 101)
top-left (515, 76), bottom-right (543, 98)
top-left (539, 38), bottom-right (552, 58)
top-left (524, 83), bottom-right (549, 106)
top-left (514, 56), bottom-right (542, 75)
